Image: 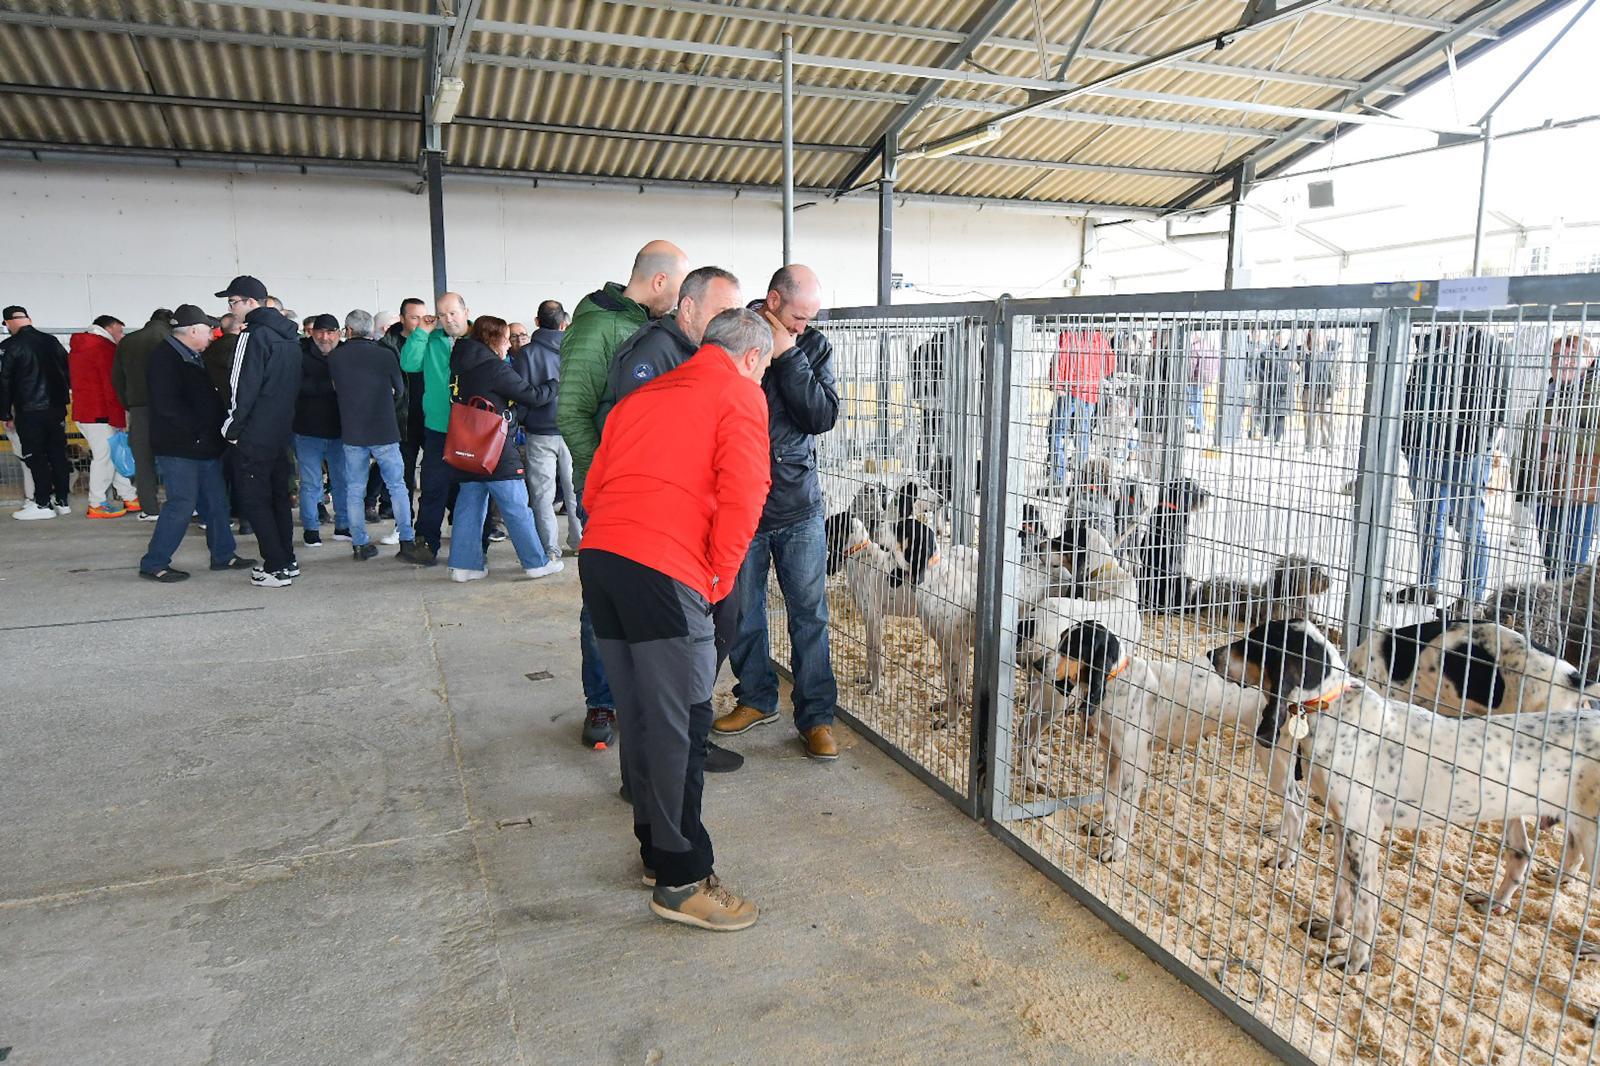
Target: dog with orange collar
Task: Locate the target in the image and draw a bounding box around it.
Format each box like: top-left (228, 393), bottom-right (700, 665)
top-left (1025, 620), bottom-right (1267, 863)
top-left (1211, 618), bottom-right (1600, 975)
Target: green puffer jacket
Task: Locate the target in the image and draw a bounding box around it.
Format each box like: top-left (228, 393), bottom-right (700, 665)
top-left (399, 326), bottom-right (455, 435)
top-left (557, 282), bottom-right (648, 491)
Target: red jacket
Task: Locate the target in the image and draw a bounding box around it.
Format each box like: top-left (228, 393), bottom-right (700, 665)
top-left (1052, 330), bottom-right (1114, 403)
top-left (582, 344), bottom-right (771, 602)
top-left (69, 326), bottom-right (126, 426)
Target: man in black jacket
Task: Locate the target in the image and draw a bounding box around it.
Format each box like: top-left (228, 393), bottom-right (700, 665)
top-left (2, 306), bottom-right (73, 520)
top-left (512, 300), bottom-right (581, 561)
top-left (380, 297), bottom-right (428, 510)
top-left (137, 306), bottom-right (256, 582)
top-left (331, 308), bottom-right (419, 563)
top-left (712, 265), bottom-right (844, 761)
top-left (112, 308), bottom-right (173, 520)
top-left (293, 314), bottom-right (348, 547)
top-left (217, 274), bottom-right (303, 588)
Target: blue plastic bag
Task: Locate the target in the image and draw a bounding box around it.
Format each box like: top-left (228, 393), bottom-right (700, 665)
top-left (110, 429), bottom-right (136, 478)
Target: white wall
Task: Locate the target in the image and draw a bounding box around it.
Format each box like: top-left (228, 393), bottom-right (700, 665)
top-left (0, 160), bottom-right (1083, 329)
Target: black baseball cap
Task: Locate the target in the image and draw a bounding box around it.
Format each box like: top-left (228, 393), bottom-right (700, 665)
top-left (2, 305), bottom-right (27, 320)
top-left (214, 275), bottom-right (269, 302)
top-left (310, 313), bottom-right (341, 332)
top-left (171, 304), bottom-right (222, 329)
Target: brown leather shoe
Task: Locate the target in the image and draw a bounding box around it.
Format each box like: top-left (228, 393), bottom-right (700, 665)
top-left (713, 704), bottom-right (778, 735)
top-left (650, 874), bottom-right (759, 931)
top-left (801, 724), bottom-right (839, 760)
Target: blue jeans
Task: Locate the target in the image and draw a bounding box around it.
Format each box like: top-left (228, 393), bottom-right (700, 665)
top-left (1046, 394), bottom-right (1070, 482)
top-left (1536, 499), bottom-right (1599, 579)
top-left (575, 501), bottom-right (614, 710)
top-left (1186, 382), bottom-right (1205, 431)
top-left (343, 443), bottom-right (414, 546)
top-left (294, 434), bottom-right (348, 532)
top-left (1407, 452), bottom-right (1492, 603)
top-left (729, 513), bottom-right (837, 732)
top-left (140, 455), bottom-right (236, 573)
top-left (446, 479), bottom-right (549, 572)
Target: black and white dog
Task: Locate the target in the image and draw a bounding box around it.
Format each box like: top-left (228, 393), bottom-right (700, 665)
top-left (1347, 618), bottom-right (1596, 717)
top-left (1133, 477), bottom-right (1210, 612)
top-left (1212, 618), bottom-right (1600, 974)
top-left (1189, 554), bottom-right (1333, 630)
top-left (1024, 621), bottom-right (1266, 862)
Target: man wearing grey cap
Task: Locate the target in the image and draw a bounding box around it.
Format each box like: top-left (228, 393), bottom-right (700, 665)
top-left (137, 305), bottom-right (257, 582)
top-left (216, 274), bottom-right (303, 588)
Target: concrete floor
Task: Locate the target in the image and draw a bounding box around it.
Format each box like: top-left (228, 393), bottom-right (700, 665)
top-left (0, 503), bottom-right (1274, 1066)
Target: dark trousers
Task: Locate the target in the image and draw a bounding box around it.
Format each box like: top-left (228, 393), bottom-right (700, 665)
top-left (13, 410), bottom-right (70, 507)
top-left (401, 438), bottom-right (421, 505)
top-left (581, 549), bottom-right (718, 888)
top-left (125, 406), bottom-right (161, 510)
top-left (234, 445), bottom-right (296, 573)
top-left (417, 429), bottom-right (452, 552)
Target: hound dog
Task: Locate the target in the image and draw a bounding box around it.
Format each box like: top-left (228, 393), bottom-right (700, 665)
top-left (1348, 618), bottom-right (1595, 717)
top-left (1189, 554), bottom-right (1333, 630)
top-left (824, 512), bottom-right (919, 695)
top-left (1024, 621), bottom-right (1267, 862)
top-left (1489, 565), bottom-right (1600, 683)
top-left (1212, 618), bottom-right (1600, 974)
top-left (1133, 477), bottom-right (1210, 612)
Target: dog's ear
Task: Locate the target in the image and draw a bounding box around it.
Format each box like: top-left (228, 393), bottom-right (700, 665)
top-left (1060, 621), bottom-right (1120, 715)
top-left (894, 518), bottom-right (939, 584)
top-left (1270, 619), bottom-right (1344, 703)
top-left (824, 511), bottom-right (851, 576)
top-left (1028, 655), bottom-right (1048, 675)
top-left (894, 481), bottom-right (918, 520)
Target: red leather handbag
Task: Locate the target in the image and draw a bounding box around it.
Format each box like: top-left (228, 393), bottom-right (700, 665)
top-left (444, 396), bottom-right (510, 476)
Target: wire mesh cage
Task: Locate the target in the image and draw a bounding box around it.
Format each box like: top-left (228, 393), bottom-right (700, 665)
top-left (773, 275), bottom-right (1600, 1065)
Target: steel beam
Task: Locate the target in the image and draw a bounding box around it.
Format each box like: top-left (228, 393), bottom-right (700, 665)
top-left (0, 10), bottom-right (425, 58)
top-left (1472, 115), bottom-right (1493, 273)
top-left (1477, 0), bottom-right (1595, 123)
top-left (1318, 2), bottom-right (1499, 38)
top-left (829, 0), bottom-right (1025, 196)
top-left (1053, 0), bottom-right (1106, 81)
top-left (439, 0), bottom-right (483, 78)
top-left (781, 29), bottom-right (795, 266)
top-left (878, 133), bottom-right (897, 306)
top-left (426, 149), bottom-right (447, 296)
top-left (187, 0), bottom-right (451, 28)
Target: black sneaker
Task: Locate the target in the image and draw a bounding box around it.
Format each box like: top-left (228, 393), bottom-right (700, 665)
top-left (250, 568), bottom-right (293, 588)
top-left (303, 529), bottom-right (322, 547)
top-left (365, 505), bottom-right (380, 523)
top-left (210, 554), bottom-right (260, 571)
top-left (406, 542), bottom-right (439, 567)
top-left (237, 521), bottom-right (253, 536)
top-left (488, 524), bottom-right (508, 543)
top-left (317, 503), bottom-right (330, 525)
top-left (582, 707), bottom-right (616, 748)
top-left (378, 506), bottom-right (394, 520)
top-left (352, 542), bottom-right (379, 561)
top-left (284, 559), bottom-right (302, 578)
top-left (139, 567), bottom-right (190, 583)
top-left (705, 740), bottom-right (744, 773)
top-left (333, 528), bottom-right (352, 543)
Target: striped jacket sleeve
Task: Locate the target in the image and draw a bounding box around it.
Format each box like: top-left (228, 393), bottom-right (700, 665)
top-left (219, 330), bottom-right (254, 442)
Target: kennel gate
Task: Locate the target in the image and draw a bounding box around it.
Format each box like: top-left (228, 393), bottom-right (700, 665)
top-left (763, 273), bottom-right (1600, 1065)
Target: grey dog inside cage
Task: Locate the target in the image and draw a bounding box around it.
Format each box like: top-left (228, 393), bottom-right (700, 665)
top-left (764, 275), bottom-right (1600, 1065)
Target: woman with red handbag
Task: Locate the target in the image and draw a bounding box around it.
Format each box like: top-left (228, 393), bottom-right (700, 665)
top-left (444, 316), bottom-right (563, 582)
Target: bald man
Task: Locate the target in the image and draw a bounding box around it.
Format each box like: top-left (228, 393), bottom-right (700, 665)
top-left (399, 291), bottom-right (474, 564)
top-left (715, 265), bottom-right (844, 761)
top-left (558, 239), bottom-right (690, 751)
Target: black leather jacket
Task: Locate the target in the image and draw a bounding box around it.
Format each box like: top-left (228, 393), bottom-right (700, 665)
top-left (0, 325), bottom-right (71, 419)
top-left (751, 307), bottom-right (839, 532)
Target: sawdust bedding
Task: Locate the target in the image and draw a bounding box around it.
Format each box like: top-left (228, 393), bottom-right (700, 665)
top-left (805, 581), bottom-right (1600, 1064)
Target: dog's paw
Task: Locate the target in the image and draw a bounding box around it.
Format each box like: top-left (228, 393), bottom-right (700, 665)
top-left (1095, 838), bottom-right (1128, 863)
top-left (1080, 818), bottom-right (1107, 838)
top-left (1322, 949), bottom-right (1372, 975)
top-left (1263, 846), bottom-right (1299, 871)
top-left (1301, 916), bottom-right (1336, 942)
top-left (1536, 866), bottom-right (1575, 889)
top-left (1575, 937), bottom-right (1600, 963)
top-left (1465, 890), bottom-right (1509, 916)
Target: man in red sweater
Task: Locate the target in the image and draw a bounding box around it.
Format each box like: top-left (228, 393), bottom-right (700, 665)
top-left (69, 315), bottom-right (139, 518)
top-left (580, 307), bottom-right (783, 932)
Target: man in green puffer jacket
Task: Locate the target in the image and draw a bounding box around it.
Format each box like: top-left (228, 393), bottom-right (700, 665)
top-left (558, 239), bottom-right (689, 752)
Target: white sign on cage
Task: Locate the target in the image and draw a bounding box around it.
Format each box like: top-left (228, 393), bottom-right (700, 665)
top-left (1438, 275), bottom-right (1512, 310)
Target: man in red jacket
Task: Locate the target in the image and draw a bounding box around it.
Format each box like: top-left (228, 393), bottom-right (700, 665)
top-left (69, 315), bottom-right (138, 518)
top-left (579, 307), bottom-right (783, 932)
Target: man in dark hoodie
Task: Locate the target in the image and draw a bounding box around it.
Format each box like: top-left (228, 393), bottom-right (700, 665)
top-left (293, 314), bottom-right (348, 547)
top-left (217, 274), bottom-right (303, 588)
top-left (714, 265), bottom-right (843, 761)
top-left (558, 239), bottom-right (689, 750)
top-left (112, 308), bottom-right (174, 519)
top-left (512, 300), bottom-right (580, 561)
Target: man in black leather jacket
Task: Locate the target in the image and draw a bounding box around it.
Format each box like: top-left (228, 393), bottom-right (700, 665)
top-left (711, 265), bottom-right (844, 761)
top-left (2, 305), bottom-right (73, 519)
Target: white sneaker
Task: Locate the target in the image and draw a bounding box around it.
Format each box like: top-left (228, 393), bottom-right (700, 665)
top-left (450, 567), bottom-right (488, 583)
top-left (12, 502), bottom-right (56, 521)
top-left (137, 511), bottom-right (161, 522)
top-left (523, 560), bottom-right (565, 578)
top-left (53, 501), bottom-right (71, 516)
top-left (250, 569), bottom-right (294, 588)
top-left (380, 529), bottom-right (401, 545)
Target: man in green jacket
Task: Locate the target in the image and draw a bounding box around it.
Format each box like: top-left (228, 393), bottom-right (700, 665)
top-left (557, 239), bottom-right (689, 751)
top-left (400, 291), bottom-right (472, 565)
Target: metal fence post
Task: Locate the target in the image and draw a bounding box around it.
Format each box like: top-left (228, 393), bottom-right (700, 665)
top-left (972, 296), bottom-right (1015, 821)
top-left (1159, 320), bottom-right (1190, 486)
top-left (1343, 307), bottom-right (1408, 648)
top-left (949, 319), bottom-right (978, 546)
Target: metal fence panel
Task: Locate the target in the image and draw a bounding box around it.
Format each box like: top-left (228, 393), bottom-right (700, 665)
top-left (787, 274), bottom-right (1600, 1065)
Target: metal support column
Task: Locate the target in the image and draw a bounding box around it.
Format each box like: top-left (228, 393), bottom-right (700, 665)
top-left (876, 133), bottom-right (897, 459)
top-left (426, 149), bottom-right (448, 297)
top-left (1158, 321), bottom-right (1189, 486)
top-left (1223, 165), bottom-right (1250, 290)
top-left (973, 296), bottom-right (1015, 822)
top-left (1471, 116), bottom-right (1492, 274)
top-left (1343, 308), bottom-right (1408, 648)
top-left (781, 29), bottom-right (795, 266)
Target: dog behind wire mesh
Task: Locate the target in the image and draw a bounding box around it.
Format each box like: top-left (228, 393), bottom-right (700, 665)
top-left (1188, 553), bottom-right (1333, 629)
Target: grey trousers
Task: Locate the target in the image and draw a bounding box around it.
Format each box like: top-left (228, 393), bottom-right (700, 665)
top-left (125, 406), bottom-right (160, 510)
top-left (580, 548), bottom-right (717, 887)
top-left (521, 433), bottom-right (583, 555)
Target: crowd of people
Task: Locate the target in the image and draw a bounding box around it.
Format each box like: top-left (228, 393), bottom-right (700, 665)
top-left (0, 244), bottom-right (845, 933)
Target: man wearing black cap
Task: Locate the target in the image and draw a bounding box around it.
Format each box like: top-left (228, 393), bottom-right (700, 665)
top-left (294, 313), bottom-right (349, 547)
top-left (138, 306), bottom-right (257, 582)
top-left (2, 305), bottom-right (73, 521)
top-left (215, 274), bottom-right (303, 588)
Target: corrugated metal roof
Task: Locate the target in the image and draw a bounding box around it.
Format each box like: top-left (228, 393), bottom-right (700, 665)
top-left (0, 0), bottom-right (1568, 213)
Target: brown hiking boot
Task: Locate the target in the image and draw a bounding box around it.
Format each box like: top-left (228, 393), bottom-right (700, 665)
top-left (801, 724), bottom-right (839, 761)
top-left (713, 704), bottom-right (778, 735)
top-left (650, 874), bottom-right (759, 931)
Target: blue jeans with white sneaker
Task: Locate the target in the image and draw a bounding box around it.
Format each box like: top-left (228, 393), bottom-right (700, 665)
top-left (343, 443), bottom-right (413, 546)
top-left (294, 434), bottom-right (348, 532)
top-left (447, 479), bottom-right (549, 572)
